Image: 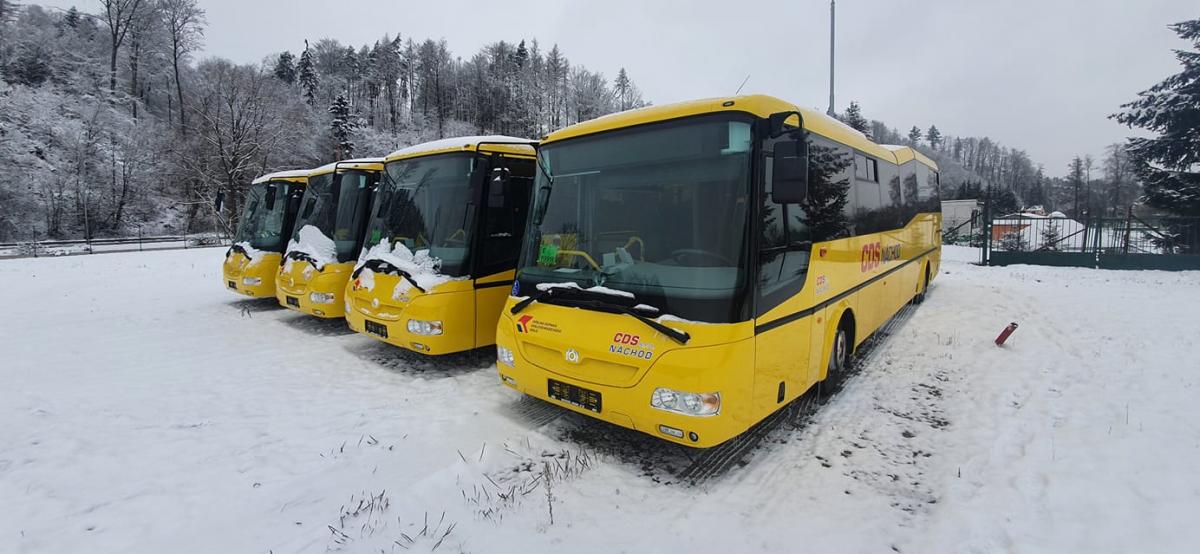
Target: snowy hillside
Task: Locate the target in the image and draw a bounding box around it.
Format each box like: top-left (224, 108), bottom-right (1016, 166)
top-left (2, 246), bottom-right (1199, 553)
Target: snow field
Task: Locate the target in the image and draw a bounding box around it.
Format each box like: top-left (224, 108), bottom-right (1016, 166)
top-left (1, 246), bottom-right (1199, 553)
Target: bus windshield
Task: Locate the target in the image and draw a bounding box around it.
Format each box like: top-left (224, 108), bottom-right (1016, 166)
top-left (234, 181), bottom-right (291, 252)
top-left (517, 115), bottom-right (754, 323)
top-left (290, 170), bottom-right (374, 263)
top-left (362, 153), bottom-right (480, 277)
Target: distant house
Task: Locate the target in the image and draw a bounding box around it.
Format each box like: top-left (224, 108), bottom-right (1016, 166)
top-left (941, 199), bottom-right (983, 235)
top-left (991, 211), bottom-right (1088, 251)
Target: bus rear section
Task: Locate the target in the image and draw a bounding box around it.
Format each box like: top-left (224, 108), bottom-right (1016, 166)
top-left (344, 137), bottom-right (536, 355)
top-left (497, 95), bottom-right (941, 448)
top-left (276, 159), bottom-right (384, 318)
top-left (223, 170), bottom-right (310, 298)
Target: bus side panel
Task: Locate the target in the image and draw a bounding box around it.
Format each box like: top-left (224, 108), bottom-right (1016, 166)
top-left (753, 316), bottom-right (811, 421)
top-left (473, 270), bottom-right (516, 348)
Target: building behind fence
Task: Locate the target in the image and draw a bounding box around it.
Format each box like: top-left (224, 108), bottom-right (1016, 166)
top-left (973, 203), bottom-right (1200, 270)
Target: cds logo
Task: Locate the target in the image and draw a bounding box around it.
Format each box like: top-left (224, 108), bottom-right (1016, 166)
top-left (609, 332), bottom-right (655, 360)
top-left (516, 315), bottom-right (533, 333)
top-left (861, 242), bottom-right (901, 272)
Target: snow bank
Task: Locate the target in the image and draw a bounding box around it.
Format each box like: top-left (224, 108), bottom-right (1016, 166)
top-left (284, 225), bottom-right (338, 270)
top-left (384, 135), bottom-right (534, 160)
top-left (355, 239), bottom-right (464, 297)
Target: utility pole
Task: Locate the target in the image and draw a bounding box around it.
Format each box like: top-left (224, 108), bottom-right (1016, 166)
top-left (827, 0), bottom-right (836, 117)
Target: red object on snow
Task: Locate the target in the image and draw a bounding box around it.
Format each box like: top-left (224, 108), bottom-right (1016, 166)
top-left (995, 322), bottom-right (1019, 346)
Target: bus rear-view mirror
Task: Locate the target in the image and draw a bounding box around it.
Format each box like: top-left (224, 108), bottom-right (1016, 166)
top-left (214, 191), bottom-right (225, 212)
top-left (772, 139), bottom-right (809, 204)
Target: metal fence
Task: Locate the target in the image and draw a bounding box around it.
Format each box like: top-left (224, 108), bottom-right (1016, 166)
top-left (0, 233), bottom-right (231, 260)
top-left (981, 211), bottom-right (1200, 270)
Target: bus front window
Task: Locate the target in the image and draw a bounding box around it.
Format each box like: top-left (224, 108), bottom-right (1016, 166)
top-left (290, 171), bottom-right (371, 263)
top-left (362, 154), bottom-right (479, 277)
top-left (234, 181), bottom-right (290, 252)
top-left (517, 115), bottom-right (754, 323)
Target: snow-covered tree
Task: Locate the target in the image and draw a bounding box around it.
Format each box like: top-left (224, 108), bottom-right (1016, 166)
top-left (1040, 221), bottom-right (1061, 251)
top-left (1000, 230), bottom-right (1028, 252)
top-left (1112, 17), bottom-right (1200, 217)
top-left (908, 126), bottom-right (922, 145)
top-left (926, 125), bottom-right (942, 150)
top-left (273, 51), bottom-right (296, 84)
top-left (841, 101), bottom-right (871, 139)
top-left (298, 40), bottom-right (317, 106)
top-left (329, 94), bottom-right (354, 160)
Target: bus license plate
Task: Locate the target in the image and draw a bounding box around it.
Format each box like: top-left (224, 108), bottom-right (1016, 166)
top-left (548, 379), bottom-right (601, 413)
top-left (286, 296), bottom-right (300, 307)
top-left (364, 319), bottom-right (388, 338)
top-left (227, 280), bottom-right (237, 289)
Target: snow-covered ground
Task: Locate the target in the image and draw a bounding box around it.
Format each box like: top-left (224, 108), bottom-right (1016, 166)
top-left (3, 246), bottom-right (1200, 553)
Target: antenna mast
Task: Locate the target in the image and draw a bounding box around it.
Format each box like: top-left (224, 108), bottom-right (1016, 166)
top-left (827, 0), bottom-right (836, 117)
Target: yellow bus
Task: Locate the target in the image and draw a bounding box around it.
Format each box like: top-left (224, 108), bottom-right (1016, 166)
top-left (276, 158), bottom-right (385, 318)
top-left (495, 95), bottom-right (941, 448)
top-left (344, 137), bottom-right (536, 355)
top-left (223, 169), bottom-right (310, 298)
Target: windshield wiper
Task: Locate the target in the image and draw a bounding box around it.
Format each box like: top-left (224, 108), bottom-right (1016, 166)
top-left (510, 287), bottom-right (690, 345)
top-left (353, 258), bottom-right (426, 293)
top-left (283, 250), bottom-right (317, 267)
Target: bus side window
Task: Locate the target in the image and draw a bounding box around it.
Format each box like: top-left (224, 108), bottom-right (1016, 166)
top-left (758, 137), bottom-right (813, 316)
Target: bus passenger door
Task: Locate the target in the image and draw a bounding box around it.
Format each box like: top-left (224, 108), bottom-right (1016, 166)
top-left (473, 157), bottom-right (534, 346)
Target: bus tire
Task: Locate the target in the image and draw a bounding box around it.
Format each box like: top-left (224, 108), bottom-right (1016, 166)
top-left (913, 263), bottom-right (930, 304)
top-left (823, 315), bottom-right (853, 392)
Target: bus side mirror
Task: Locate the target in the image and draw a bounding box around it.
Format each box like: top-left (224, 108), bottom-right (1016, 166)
top-left (214, 191), bottom-right (225, 212)
top-left (488, 167), bottom-right (511, 208)
top-left (265, 185), bottom-right (277, 210)
top-left (772, 139), bottom-right (809, 204)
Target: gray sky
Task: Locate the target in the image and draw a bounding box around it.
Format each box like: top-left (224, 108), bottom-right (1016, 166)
top-left (47, 0), bottom-right (1197, 176)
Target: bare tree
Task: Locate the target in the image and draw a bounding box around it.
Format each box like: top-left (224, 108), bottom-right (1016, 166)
top-left (100, 0), bottom-right (144, 93)
top-left (158, 0), bottom-right (205, 131)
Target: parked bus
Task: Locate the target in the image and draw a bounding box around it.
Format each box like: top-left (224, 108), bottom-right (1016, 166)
top-left (276, 158), bottom-right (385, 318)
top-left (344, 137), bottom-right (536, 355)
top-left (223, 169), bottom-right (310, 298)
top-left (495, 95), bottom-right (941, 447)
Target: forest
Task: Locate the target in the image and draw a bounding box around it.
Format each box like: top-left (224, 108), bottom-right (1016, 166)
top-left (0, 1), bottom-right (646, 242)
top-left (3, 2), bottom-right (1193, 243)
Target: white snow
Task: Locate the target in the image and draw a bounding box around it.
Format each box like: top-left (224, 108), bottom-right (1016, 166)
top-left (251, 169), bottom-right (311, 184)
top-left (384, 135), bottom-right (535, 160)
top-left (285, 225), bottom-right (338, 270)
top-left (355, 239), bottom-right (464, 296)
top-left (534, 281), bottom-right (636, 299)
top-left (233, 241), bottom-right (268, 264)
top-left (309, 158), bottom-right (385, 175)
top-left (4, 245), bottom-right (1200, 553)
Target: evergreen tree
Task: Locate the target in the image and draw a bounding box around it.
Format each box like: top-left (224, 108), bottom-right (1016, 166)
top-left (1000, 230), bottom-right (1029, 252)
top-left (329, 95), bottom-right (354, 160)
top-left (273, 51), bottom-right (296, 84)
top-left (614, 67), bottom-right (631, 111)
top-left (298, 40), bottom-right (318, 106)
top-left (926, 125), bottom-right (942, 150)
top-left (64, 6), bottom-right (80, 28)
top-left (842, 101), bottom-right (871, 138)
top-left (1067, 156), bottom-right (1085, 218)
top-left (1040, 221), bottom-right (1061, 251)
top-left (1112, 17), bottom-right (1200, 216)
top-left (801, 142), bottom-right (852, 241)
top-left (908, 126), bottom-right (922, 145)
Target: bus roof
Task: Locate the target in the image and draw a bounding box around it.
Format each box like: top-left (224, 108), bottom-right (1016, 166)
top-left (541, 94), bottom-right (938, 171)
top-left (384, 136), bottom-right (536, 163)
top-left (309, 158), bottom-right (386, 177)
top-left (251, 169), bottom-right (311, 184)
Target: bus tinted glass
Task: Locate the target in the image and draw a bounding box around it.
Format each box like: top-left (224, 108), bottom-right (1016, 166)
top-left (234, 181), bottom-right (292, 252)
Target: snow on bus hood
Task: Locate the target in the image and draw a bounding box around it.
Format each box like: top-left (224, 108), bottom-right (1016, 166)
top-left (355, 239), bottom-right (465, 300)
top-left (284, 225), bottom-right (338, 271)
top-left (233, 241), bottom-right (268, 265)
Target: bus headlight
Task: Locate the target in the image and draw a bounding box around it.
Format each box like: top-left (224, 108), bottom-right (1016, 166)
top-left (497, 345), bottom-right (515, 367)
top-left (407, 319), bottom-right (443, 335)
top-left (310, 292), bottom-right (335, 304)
top-left (242, 277), bottom-right (262, 286)
top-left (651, 388), bottom-right (721, 417)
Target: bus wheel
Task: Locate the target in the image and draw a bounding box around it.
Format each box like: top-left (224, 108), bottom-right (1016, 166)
top-left (914, 264), bottom-right (930, 304)
top-left (825, 323), bottom-right (851, 390)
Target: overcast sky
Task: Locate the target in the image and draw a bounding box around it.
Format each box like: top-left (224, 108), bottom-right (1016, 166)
top-left (43, 0), bottom-right (1197, 176)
